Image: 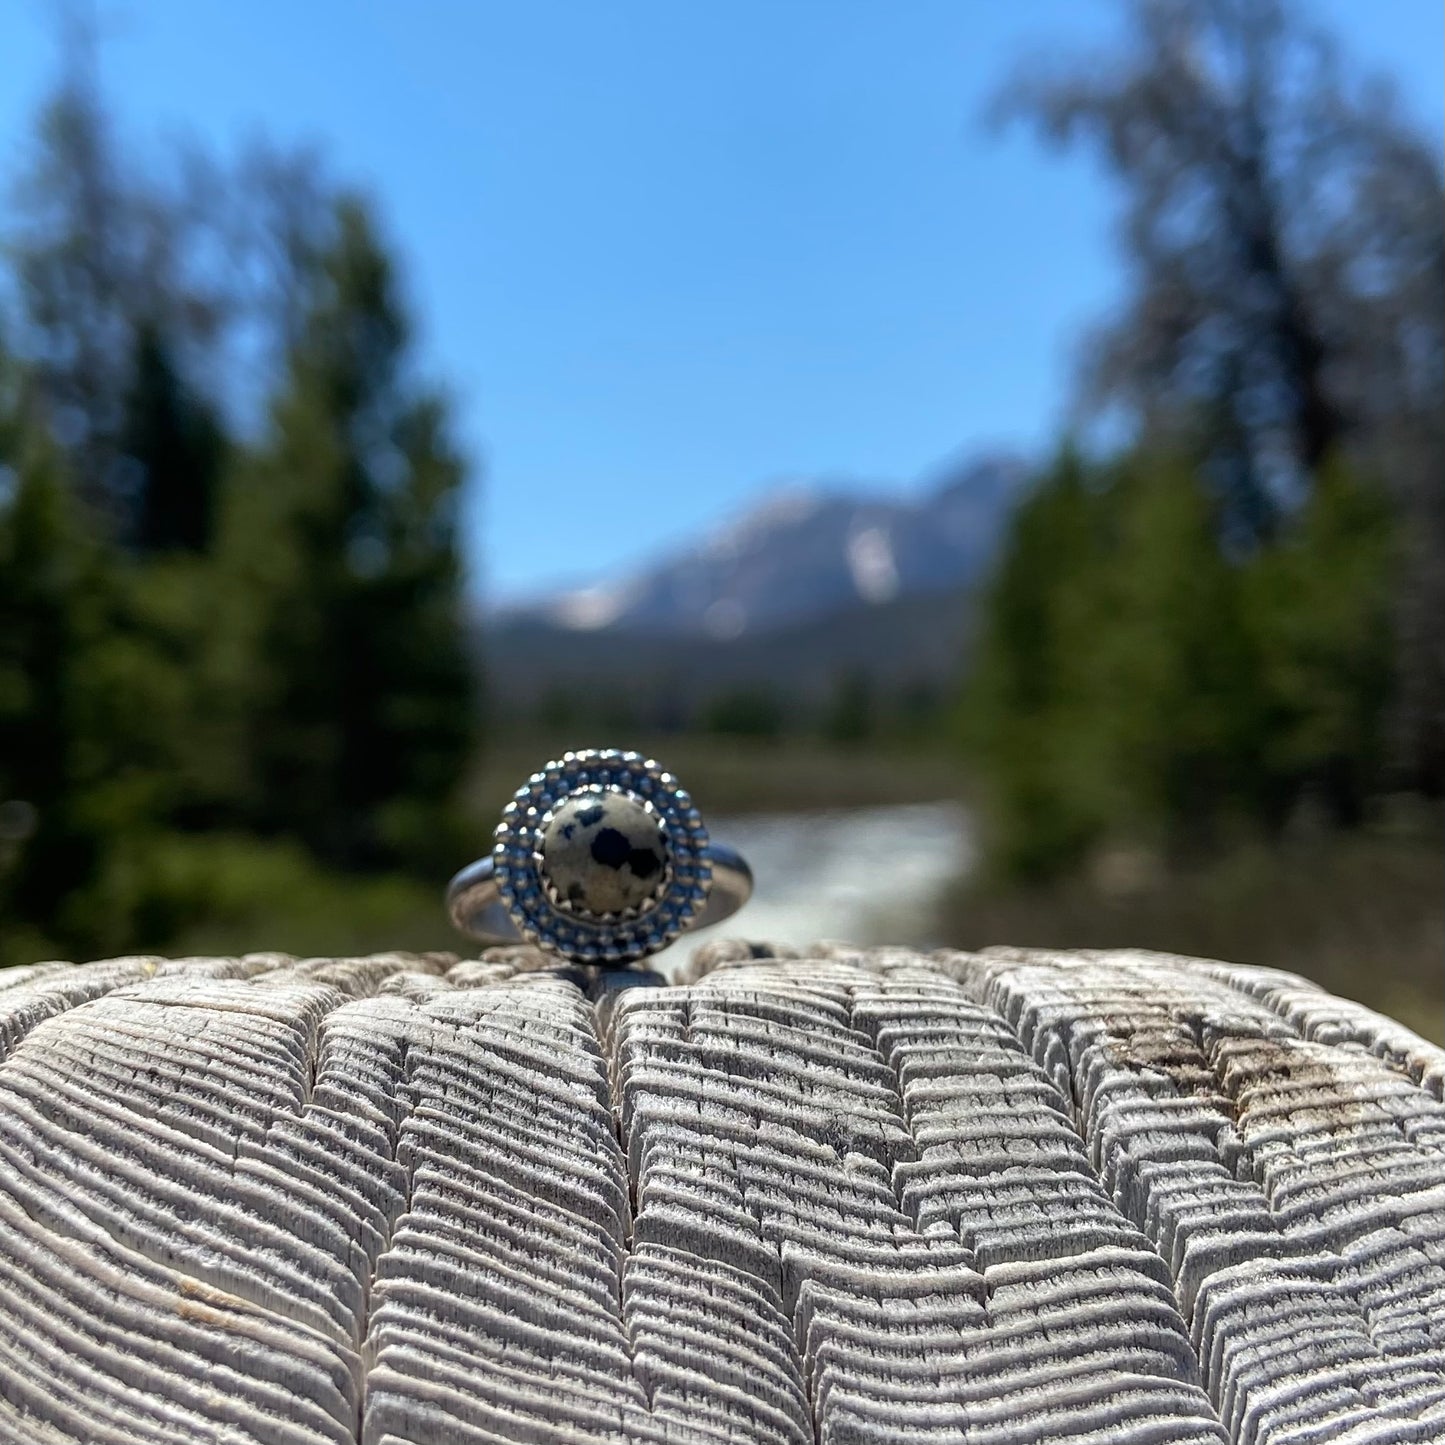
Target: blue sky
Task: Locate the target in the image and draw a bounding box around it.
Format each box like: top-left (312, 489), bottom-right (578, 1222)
top-left (2, 1), bottom-right (1441, 602)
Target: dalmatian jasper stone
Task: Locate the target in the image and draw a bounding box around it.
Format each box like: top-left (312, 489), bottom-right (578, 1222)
top-left (539, 790), bottom-right (670, 916)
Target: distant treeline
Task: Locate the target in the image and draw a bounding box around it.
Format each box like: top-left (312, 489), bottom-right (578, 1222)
top-left (0, 61), bottom-right (476, 963)
top-left (961, 0), bottom-right (1443, 881)
top-left (486, 583), bottom-right (968, 744)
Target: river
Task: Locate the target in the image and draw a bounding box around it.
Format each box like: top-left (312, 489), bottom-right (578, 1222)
top-left (655, 801), bottom-right (975, 979)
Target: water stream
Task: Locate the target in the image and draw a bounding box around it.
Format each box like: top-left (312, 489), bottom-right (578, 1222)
top-left (655, 801), bottom-right (975, 979)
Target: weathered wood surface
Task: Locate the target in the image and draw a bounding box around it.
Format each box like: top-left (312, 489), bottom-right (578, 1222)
top-left (0, 942), bottom-right (1442, 1444)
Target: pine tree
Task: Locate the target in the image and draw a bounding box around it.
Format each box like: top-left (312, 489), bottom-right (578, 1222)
top-left (961, 447), bottom-right (1111, 879)
top-left (1243, 457), bottom-right (1396, 825)
top-left (119, 322), bottom-right (226, 554)
top-left (1089, 450), bottom-right (1255, 851)
top-left (963, 446), bottom-right (1264, 880)
top-left (0, 349), bottom-right (151, 958)
top-left (227, 197), bottom-right (477, 870)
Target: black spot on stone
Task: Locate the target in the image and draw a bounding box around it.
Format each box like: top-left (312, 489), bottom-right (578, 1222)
top-left (575, 803), bottom-right (606, 828)
top-left (562, 823), bottom-right (575, 840)
top-left (590, 827), bottom-right (632, 870)
top-left (627, 845), bottom-right (662, 879)
top-left (590, 827), bottom-right (664, 881)
top-left (567, 881), bottom-right (586, 903)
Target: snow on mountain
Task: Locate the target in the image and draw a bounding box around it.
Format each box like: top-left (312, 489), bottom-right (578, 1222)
top-left (507, 454), bottom-right (1026, 639)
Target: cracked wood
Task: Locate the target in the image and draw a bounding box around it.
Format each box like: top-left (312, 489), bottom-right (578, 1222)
top-left (0, 944), bottom-right (1440, 1444)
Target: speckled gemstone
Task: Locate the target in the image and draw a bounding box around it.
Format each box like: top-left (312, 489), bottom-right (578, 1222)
top-left (539, 789), bottom-right (670, 916)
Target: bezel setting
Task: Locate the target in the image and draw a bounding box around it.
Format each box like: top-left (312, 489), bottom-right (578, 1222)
top-left (537, 784), bottom-right (673, 920)
top-left (491, 749), bottom-right (713, 963)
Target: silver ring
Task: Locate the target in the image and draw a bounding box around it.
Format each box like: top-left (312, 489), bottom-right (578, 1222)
top-left (446, 748), bottom-right (752, 965)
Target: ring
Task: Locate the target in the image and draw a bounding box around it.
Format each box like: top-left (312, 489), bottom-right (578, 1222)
top-left (446, 748), bottom-right (753, 965)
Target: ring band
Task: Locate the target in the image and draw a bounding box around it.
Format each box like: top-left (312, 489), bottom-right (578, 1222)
top-left (445, 749), bottom-right (753, 965)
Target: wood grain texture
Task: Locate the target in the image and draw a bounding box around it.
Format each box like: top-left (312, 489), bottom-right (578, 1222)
top-left (0, 944), bottom-right (1440, 1444)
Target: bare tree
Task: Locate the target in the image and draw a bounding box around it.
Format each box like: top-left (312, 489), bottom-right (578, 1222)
top-left (995, 0), bottom-right (1445, 787)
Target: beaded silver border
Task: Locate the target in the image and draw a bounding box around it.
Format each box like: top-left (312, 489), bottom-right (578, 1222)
top-left (491, 749), bottom-right (712, 963)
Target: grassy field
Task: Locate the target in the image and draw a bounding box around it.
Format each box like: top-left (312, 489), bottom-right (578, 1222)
top-left (464, 735), bottom-right (972, 818)
top-left (941, 824), bottom-right (1444, 1044)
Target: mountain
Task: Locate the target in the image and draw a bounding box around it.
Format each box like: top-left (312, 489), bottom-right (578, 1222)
top-left (503, 453), bottom-right (1026, 639)
top-left (485, 584), bottom-right (977, 726)
top-left (482, 453), bottom-right (1026, 727)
